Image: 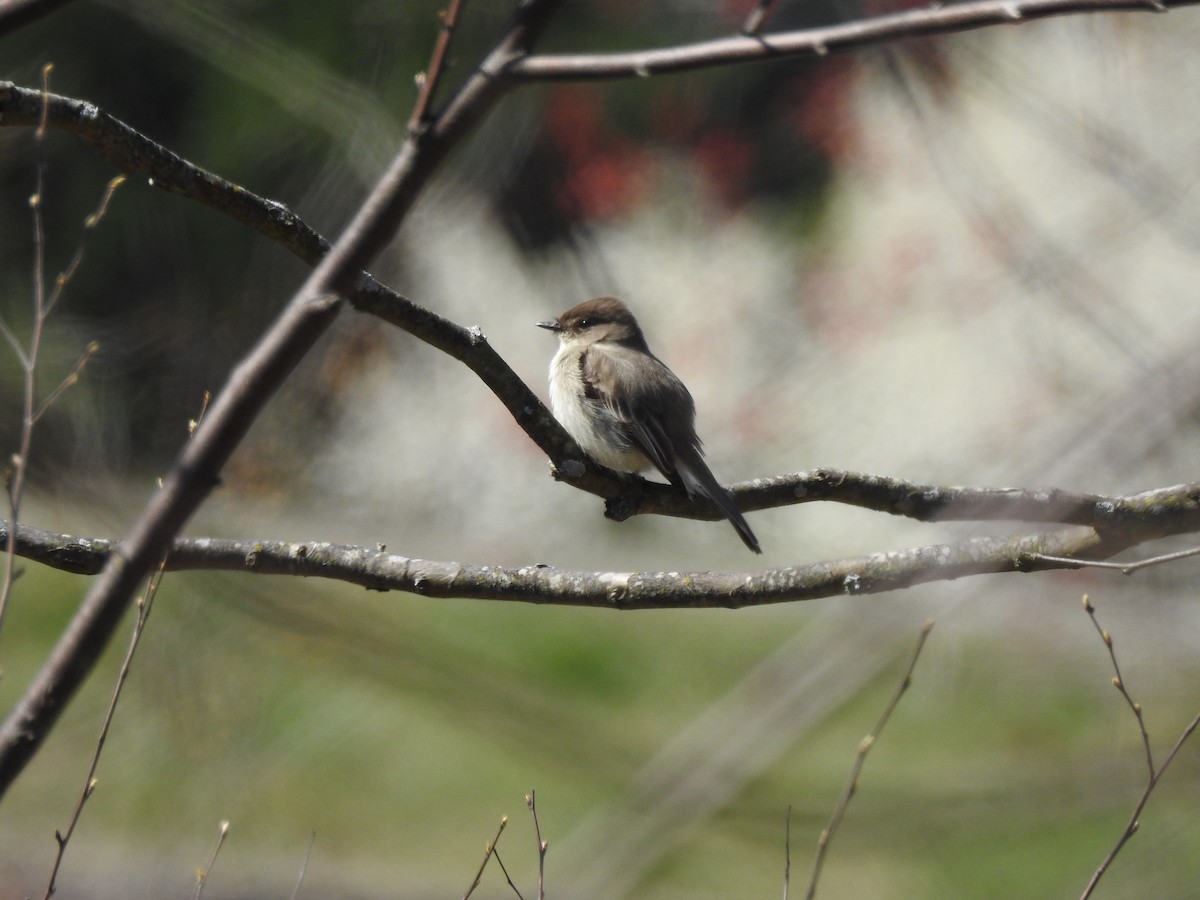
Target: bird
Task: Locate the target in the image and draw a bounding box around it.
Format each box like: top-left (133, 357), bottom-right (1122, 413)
top-left (538, 296), bottom-right (761, 553)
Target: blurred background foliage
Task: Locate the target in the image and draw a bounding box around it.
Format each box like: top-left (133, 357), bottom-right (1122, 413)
top-left (2, 0), bottom-right (1200, 897)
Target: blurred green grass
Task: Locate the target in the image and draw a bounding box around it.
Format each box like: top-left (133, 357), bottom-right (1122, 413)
top-left (2, 557), bottom-right (1198, 898)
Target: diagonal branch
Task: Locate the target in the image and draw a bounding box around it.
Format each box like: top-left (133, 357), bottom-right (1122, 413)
top-left (0, 79), bottom-right (605, 492)
top-left (10, 68), bottom-right (1200, 533)
top-left (0, 0), bottom-right (570, 800)
top-left (0, 82), bottom-right (330, 265)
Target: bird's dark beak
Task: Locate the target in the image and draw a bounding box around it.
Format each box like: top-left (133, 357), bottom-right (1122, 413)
top-left (537, 319), bottom-right (563, 332)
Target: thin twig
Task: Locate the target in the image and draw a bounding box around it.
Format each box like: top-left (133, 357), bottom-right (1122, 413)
top-left (1081, 596), bottom-right (1154, 778)
top-left (0, 312), bottom-right (26, 367)
top-left (44, 173), bottom-right (125, 317)
top-left (805, 619), bottom-right (934, 900)
top-left (0, 63), bottom-right (53, 642)
top-left (527, 790), bottom-right (547, 900)
top-left (492, 849), bottom-right (526, 899)
top-left (188, 390), bottom-right (212, 436)
top-left (289, 830), bottom-right (316, 900)
top-left (1078, 597), bottom-right (1200, 898)
top-left (408, 0), bottom-right (470, 131)
top-left (1033, 546), bottom-right (1200, 574)
top-left (32, 340), bottom-right (99, 424)
top-left (462, 816), bottom-right (509, 900)
top-left (192, 819), bottom-right (230, 900)
top-left (1080, 725), bottom-right (1200, 896)
top-left (1, 72), bottom-right (120, 643)
top-left (42, 563), bottom-right (165, 898)
top-left (742, 0), bottom-right (778, 34)
top-left (782, 805), bottom-right (792, 900)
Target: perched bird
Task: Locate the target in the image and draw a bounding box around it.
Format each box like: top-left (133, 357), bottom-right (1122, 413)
top-left (538, 296), bottom-right (761, 553)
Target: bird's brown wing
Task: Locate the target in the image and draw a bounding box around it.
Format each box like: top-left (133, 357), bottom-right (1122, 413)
top-left (582, 343), bottom-right (761, 553)
top-left (580, 343), bottom-right (695, 478)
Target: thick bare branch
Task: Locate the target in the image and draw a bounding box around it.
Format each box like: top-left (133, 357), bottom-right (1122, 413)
top-left (0, 0), bottom-right (569, 800)
top-left (617, 473), bottom-right (1200, 531)
top-left (6, 476), bottom-right (1199, 585)
top-left (0, 80), bottom-right (580, 468)
top-left (511, 0), bottom-right (1185, 82)
top-left (0, 516), bottom-right (1162, 609)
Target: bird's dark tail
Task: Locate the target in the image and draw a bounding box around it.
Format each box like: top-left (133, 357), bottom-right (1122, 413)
top-left (677, 458), bottom-right (762, 554)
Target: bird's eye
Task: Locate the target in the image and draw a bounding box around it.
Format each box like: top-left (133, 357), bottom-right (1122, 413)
top-left (578, 318), bottom-right (592, 328)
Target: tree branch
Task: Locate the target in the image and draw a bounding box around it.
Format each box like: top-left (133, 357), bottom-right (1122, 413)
top-left (0, 79), bottom-right (629, 496)
top-left (408, 0), bottom-right (471, 130)
top-left (0, 82), bottom-right (329, 264)
top-left (511, 0), bottom-right (1185, 82)
top-left (23, 80), bottom-right (1138, 529)
top-left (0, 80), bottom-right (582, 468)
top-left (608, 473), bottom-right (1200, 532)
top-left (0, 0), bottom-right (570, 800)
top-left (1, 0), bottom-right (1194, 799)
top-left (0, 514), bottom-right (1174, 609)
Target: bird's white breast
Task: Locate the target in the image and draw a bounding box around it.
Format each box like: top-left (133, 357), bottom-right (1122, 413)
top-left (548, 344), bottom-right (651, 473)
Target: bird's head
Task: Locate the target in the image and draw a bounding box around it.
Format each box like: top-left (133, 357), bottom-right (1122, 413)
top-left (538, 296), bottom-right (647, 349)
